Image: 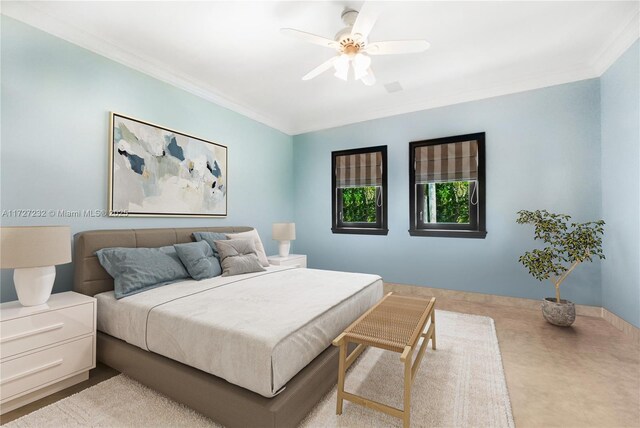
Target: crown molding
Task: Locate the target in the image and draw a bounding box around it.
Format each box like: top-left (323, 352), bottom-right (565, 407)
top-left (3, 2), bottom-right (638, 137)
top-left (290, 63), bottom-right (600, 135)
top-left (590, 11), bottom-right (640, 76)
top-left (1, 2), bottom-right (296, 135)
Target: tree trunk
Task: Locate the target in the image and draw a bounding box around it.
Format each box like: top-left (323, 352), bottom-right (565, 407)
top-left (552, 259), bottom-right (583, 304)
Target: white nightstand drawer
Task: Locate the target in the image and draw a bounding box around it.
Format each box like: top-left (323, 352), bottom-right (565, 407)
top-left (0, 335), bottom-right (94, 402)
top-left (1, 303), bottom-right (94, 358)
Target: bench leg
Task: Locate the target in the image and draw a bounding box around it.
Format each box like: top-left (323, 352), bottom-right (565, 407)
top-left (431, 309), bottom-right (437, 350)
top-left (403, 350), bottom-right (412, 428)
top-left (336, 340), bottom-right (347, 415)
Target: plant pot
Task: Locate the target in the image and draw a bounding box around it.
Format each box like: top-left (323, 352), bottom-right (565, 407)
top-left (541, 298), bottom-right (576, 327)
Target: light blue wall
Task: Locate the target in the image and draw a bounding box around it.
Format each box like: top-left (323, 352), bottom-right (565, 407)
top-left (4, 15), bottom-right (635, 317)
top-left (293, 79), bottom-right (603, 306)
top-left (600, 40), bottom-right (640, 327)
top-left (0, 17), bottom-right (294, 302)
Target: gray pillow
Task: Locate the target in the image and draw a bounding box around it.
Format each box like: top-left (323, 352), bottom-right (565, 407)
top-left (225, 229), bottom-right (270, 267)
top-left (96, 246), bottom-right (190, 299)
top-left (192, 232), bottom-right (228, 259)
top-left (174, 241), bottom-right (222, 280)
top-left (215, 239), bottom-right (266, 277)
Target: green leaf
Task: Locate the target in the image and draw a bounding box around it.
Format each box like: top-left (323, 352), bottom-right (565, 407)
top-left (516, 210), bottom-right (605, 285)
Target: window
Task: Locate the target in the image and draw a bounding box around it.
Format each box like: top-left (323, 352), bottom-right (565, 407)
top-left (409, 133), bottom-right (486, 238)
top-left (332, 146), bottom-right (388, 235)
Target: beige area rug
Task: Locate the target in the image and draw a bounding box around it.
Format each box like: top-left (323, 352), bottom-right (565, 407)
top-left (5, 311), bottom-right (514, 428)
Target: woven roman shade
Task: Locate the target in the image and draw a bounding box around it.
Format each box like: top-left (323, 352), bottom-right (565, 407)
top-left (335, 151), bottom-right (383, 188)
top-left (415, 140), bottom-right (478, 183)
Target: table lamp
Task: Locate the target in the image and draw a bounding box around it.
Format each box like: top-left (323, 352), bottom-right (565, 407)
top-left (0, 226), bottom-right (71, 306)
top-left (272, 223), bottom-right (296, 258)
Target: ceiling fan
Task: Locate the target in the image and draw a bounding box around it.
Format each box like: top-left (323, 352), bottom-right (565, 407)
top-left (281, 3), bottom-right (430, 86)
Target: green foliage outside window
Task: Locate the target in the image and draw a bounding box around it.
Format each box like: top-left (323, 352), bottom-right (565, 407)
top-left (342, 187), bottom-right (377, 223)
top-left (425, 181), bottom-right (471, 223)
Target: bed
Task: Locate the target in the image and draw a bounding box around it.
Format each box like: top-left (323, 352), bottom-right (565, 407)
top-left (73, 227), bottom-right (383, 427)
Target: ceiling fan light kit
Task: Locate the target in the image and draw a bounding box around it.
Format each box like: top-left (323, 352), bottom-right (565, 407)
top-left (353, 53), bottom-right (372, 80)
top-left (281, 3), bottom-right (430, 86)
top-left (334, 54), bottom-right (350, 81)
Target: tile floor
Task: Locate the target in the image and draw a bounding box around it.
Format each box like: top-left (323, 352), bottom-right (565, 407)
top-left (436, 299), bottom-right (639, 427)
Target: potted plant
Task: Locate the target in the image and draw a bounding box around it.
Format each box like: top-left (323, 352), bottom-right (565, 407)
top-left (516, 210), bottom-right (605, 326)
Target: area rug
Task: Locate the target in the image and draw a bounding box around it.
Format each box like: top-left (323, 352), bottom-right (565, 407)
top-left (5, 310), bottom-right (514, 428)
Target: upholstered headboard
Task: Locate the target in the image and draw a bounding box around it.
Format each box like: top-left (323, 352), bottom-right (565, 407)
top-left (73, 227), bottom-right (253, 296)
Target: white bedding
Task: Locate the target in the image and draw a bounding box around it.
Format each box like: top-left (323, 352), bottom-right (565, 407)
top-left (96, 266), bottom-right (383, 397)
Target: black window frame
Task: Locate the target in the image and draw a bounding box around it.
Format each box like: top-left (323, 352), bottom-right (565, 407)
top-left (409, 133), bottom-right (487, 238)
top-left (332, 145), bottom-right (388, 235)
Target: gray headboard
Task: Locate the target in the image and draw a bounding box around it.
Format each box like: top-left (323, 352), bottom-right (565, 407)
top-left (73, 227), bottom-right (252, 296)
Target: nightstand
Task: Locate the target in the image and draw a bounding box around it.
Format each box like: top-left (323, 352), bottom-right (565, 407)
top-left (0, 291), bottom-right (96, 414)
top-left (268, 254), bottom-right (307, 268)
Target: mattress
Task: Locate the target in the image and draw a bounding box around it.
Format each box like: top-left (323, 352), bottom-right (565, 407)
top-left (96, 266), bottom-right (383, 397)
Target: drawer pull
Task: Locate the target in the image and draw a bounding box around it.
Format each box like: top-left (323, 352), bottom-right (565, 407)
top-left (1, 323), bottom-right (65, 344)
top-left (0, 359), bottom-right (63, 385)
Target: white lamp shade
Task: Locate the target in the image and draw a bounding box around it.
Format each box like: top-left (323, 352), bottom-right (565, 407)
top-left (272, 223), bottom-right (296, 241)
top-left (0, 226), bottom-right (72, 269)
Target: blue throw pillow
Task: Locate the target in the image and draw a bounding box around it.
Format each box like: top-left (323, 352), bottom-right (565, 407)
top-left (96, 246), bottom-right (190, 299)
top-left (192, 232), bottom-right (228, 258)
top-left (174, 241), bottom-right (222, 280)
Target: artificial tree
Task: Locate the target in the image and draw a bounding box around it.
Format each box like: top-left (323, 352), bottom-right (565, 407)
top-left (516, 210), bottom-right (605, 303)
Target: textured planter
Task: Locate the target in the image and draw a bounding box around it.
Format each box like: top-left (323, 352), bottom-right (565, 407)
top-left (541, 298), bottom-right (576, 327)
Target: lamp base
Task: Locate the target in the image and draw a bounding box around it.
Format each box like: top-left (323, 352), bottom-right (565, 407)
top-left (14, 266), bottom-right (56, 306)
top-left (278, 241), bottom-right (291, 258)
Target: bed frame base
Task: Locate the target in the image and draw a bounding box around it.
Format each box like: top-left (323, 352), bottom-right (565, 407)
top-left (98, 332), bottom-right (353, 428)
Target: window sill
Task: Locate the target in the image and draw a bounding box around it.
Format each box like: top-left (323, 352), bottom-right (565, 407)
top-left (332, 227), bottom-right (389, 236)
top-left (408, 229), bottom-right (487, 239)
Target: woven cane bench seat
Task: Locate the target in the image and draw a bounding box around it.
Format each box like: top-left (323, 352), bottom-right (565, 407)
top-left (333, 292), bottom-right (436, 428)
top-left (344, 294), bottom-right (434, 352)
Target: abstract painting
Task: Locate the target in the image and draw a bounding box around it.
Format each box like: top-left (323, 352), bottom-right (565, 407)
top-left (109, 113), bottom-right (227, 217)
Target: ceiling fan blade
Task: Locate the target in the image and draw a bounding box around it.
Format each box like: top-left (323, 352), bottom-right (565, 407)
top-left (351, 3), bottom-right (380, 42)
top-left (365, 40), bottom-right (430, 55)
top-left (361, 68), bottom-right (376, 86)
top-left (302, 56), bottom-right (339, 81)
top-left (280, 28), bottom-right (339, 49)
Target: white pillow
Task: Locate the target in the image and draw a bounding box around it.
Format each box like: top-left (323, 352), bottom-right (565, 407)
top-left (225, 229), bottom-right (269, 267)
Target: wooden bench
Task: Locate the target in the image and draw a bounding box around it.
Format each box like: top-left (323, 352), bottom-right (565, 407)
top-left (332, 292), bottom-right (436, 428)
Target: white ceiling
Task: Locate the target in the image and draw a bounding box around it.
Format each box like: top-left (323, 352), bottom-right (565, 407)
top-left (4, 1), bottom-right (639, 135)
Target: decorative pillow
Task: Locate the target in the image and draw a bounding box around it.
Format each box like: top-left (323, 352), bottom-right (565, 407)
top-left (192, 232), bottom-right (228, 259)
top-left (174, 241), bottom-right (222, 280)
top-left (214, 239), bottom-right (266, 277)
top-left (96, 246), bottom-right (190, 299)
top-left (225, 229), bottom-right (269, 267)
